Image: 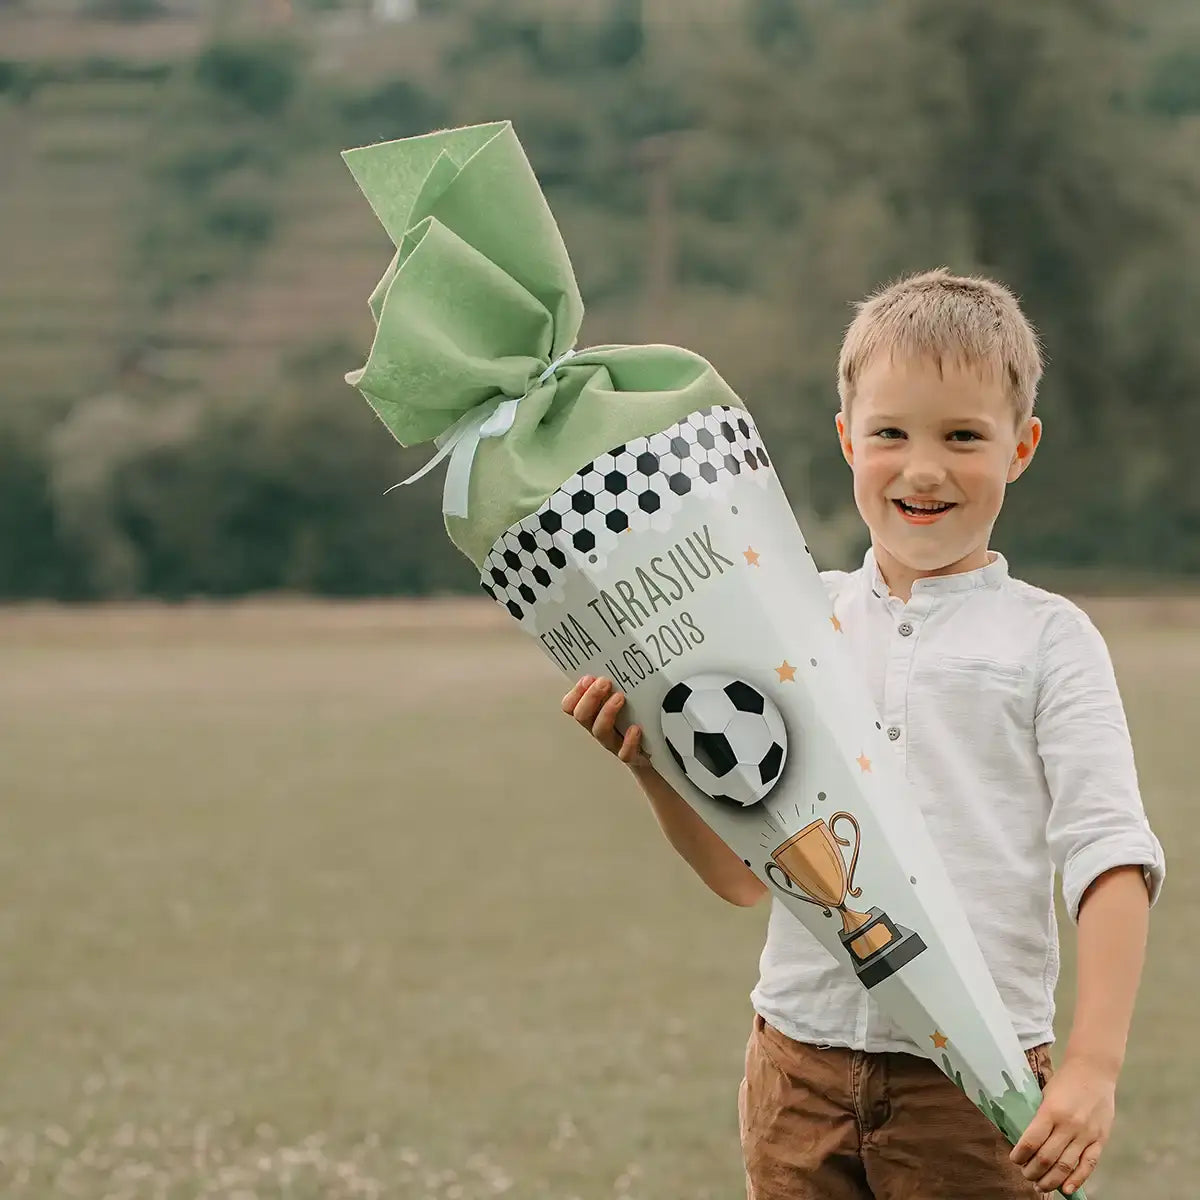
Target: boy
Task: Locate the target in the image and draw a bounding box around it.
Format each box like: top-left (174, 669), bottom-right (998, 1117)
top-left (561, 269), bottom-right (1165, 1199)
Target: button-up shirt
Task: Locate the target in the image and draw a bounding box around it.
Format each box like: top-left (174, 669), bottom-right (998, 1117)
top-left (750, 547), bottom-right (1166, 1053)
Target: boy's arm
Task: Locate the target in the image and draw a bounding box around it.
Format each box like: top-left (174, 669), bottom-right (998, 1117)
top-left (1065, 864), bottom-right (1150, 1075)
top-left (1009, 605), bottom-right (1166, 1196)
top-left (1010, 865), bottom-right (1150, 1196)
top-left (629, 759), bottom-right (768, 906)
top-left (564, 676), bottom-right (767, 907)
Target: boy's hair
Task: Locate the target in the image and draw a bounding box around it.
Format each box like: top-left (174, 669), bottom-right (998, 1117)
top-left (837, 268), bottom-right (1043, 426)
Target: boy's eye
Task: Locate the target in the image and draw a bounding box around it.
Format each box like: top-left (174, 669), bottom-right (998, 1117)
top-left (870, 428), bottom-right (982, 442)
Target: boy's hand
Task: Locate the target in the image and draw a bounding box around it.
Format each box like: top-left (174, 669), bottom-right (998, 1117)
top-left (1010, 1056), bottom-right (1116, 1196)
top-left (561, 676), bottom-right (652, 770)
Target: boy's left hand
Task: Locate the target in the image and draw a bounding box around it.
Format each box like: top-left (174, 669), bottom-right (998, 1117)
top-left (1010, 1056), bottom-right (1117, 1196)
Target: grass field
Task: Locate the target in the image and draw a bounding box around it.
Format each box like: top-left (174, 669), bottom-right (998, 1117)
top-left (0, 597), bottom-right (1195, 1199)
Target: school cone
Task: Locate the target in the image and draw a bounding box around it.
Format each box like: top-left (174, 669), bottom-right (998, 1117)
top-left (341, 121), bottom-right (1081, 1199)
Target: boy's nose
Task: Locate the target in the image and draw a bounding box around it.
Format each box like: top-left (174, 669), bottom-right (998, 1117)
top-left (902, 463), bottom-right (947, 491)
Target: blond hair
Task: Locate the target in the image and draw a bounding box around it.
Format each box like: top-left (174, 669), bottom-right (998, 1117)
top-left (837, 268), bottom-right (1043, 426)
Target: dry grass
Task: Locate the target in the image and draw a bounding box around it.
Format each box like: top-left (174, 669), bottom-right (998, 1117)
top-left (0, 598), bottom-right (1193, 1198)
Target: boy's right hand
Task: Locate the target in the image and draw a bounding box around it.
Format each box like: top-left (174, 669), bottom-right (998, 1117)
top-left (561, 676), bottom-right (652, 770)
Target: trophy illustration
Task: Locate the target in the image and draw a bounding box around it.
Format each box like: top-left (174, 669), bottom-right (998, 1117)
top-left (766, 812), bottom-right (928, 988)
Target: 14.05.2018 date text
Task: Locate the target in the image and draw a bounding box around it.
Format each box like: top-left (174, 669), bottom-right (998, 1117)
top-left (600, 612), bottom-right (706, 692)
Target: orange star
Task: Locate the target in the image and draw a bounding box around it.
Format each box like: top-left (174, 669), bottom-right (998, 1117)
top-left (744, 547), bottom-right (760, 566)
top-left (856, 752), bottom-right (872, 773)
top-left (930, 1031), bottom-right (948, 1049)
top-left (775, 661), bottom-right (797, 683)
top-left (830, 613), bottom-right (843, 633)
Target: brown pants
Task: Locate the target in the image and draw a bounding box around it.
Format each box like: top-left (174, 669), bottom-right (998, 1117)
top-left (740, 1014), bottom-right (1055, 1200)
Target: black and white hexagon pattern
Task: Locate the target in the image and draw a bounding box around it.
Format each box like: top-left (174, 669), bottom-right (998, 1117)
top-left (659, 673), bottom-right (788, 807)
top-left (481, 405), bottom-right (771, 621)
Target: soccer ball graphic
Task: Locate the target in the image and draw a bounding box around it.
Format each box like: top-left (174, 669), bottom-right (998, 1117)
top-left (659, 673), bottom-right (788, 807)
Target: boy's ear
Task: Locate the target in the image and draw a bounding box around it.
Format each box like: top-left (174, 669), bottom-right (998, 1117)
top-left (835, 411), bottom-right (854, 466)
top-left (1007, 417), bottom-right (1042, 482)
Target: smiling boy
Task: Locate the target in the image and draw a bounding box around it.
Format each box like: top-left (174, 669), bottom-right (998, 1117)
top-left (563, 268), bottom-right (1165, 1198)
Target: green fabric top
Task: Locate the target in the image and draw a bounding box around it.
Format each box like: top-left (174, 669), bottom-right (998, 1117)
top-left (343, 121), bottom-right (744, 568)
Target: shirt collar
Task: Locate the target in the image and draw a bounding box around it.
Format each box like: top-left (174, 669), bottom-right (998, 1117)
top-left (862, 545), bottom-right (1009, 599)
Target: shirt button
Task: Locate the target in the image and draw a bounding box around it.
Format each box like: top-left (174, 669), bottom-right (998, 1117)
top-left (887, 726), bottom-right (902, 741)
top-left (898, 621), bottom-right (914, 637)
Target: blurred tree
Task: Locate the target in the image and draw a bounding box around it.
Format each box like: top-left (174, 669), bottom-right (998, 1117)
top-left (595, 0), bottom-right (644, 68)
top-left (698, 0), bottom-right (1200, 567)
top-left (46, 394), bottom-right (173, 597)
top-left (746, 0), bottom-right (811, 58)
top-left (82, 0), bottom-right (167, 18)
top-left (40, 345), bottom-right (474, 598)
top-left (193, 37), bottom-right (302, 116)
top-left (338, 77), bottom-right (446, 145)
top-left (0, 414), bottom-right (78, 599)
top-left (1144, 45), bottom-right (1200, 117)
top-left (128, 33), bottom-right (307, 349)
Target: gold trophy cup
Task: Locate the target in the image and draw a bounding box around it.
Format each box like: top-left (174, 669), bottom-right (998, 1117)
top-left (765, 812), bottom-right (926, 989)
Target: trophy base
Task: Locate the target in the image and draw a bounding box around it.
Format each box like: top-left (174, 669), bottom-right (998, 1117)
top-left (839, 907), bottom-right (927, 990)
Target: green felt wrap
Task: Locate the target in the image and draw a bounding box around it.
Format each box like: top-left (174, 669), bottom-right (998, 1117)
top-left (343, 121), bottom-right (744, 568)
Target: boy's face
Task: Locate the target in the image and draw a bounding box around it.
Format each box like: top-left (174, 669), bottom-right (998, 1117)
top-left (835, 354), bottom-right (1041, 586)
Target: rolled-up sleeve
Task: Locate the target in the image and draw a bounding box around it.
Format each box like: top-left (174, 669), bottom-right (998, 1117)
top-left (1036, 603), bottom-right (1166, 922)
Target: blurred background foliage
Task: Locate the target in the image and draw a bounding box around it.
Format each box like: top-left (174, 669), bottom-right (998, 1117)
top-left (2, 0), bottom-right (1200, 599)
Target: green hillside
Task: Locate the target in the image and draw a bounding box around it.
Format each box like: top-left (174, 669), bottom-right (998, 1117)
top-left (2, 72), bottom-right (151, 400)
top-left (0, 8), bottom-right (438, 408)
top-left (3, 0), bottom-right (1200, 597)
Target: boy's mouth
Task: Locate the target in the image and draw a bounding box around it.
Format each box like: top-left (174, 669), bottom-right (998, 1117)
top-left (893, 498), bottom-right (956, 523)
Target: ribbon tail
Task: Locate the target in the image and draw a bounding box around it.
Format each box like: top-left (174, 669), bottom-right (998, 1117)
top-left (442, 421), bottom-right (486, 519)
top-left (383, 403), bottom-right (495, 497)
top-left (384, 439), bottom-right (456, 495)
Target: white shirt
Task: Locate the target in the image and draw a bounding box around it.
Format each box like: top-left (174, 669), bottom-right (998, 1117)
top-left (750, 547), bottom-right (1166, 1054)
